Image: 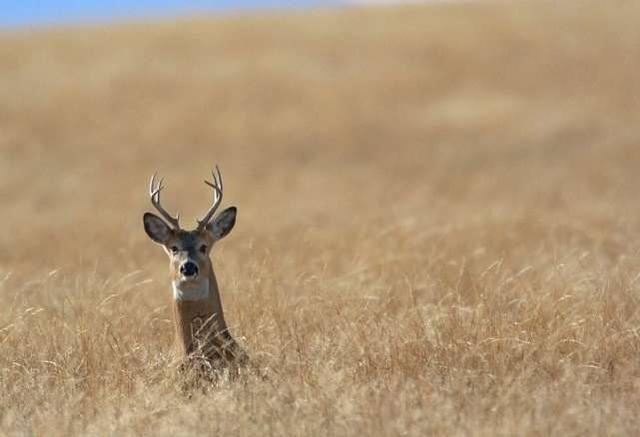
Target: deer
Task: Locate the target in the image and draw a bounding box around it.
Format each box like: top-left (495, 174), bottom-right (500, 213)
top-left (143, 166), bottom-right (247, 373)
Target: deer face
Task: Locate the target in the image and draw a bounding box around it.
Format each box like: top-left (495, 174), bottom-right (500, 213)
top-left (142, 167), bottom-right (236, 301)
top-left (143, 208), bottom-right (236, 300)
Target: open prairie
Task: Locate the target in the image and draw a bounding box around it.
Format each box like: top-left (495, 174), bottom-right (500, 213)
top-left (1, 1), bottom-right (640, 435)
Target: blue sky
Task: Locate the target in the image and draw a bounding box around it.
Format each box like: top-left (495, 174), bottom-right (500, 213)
top-left (0, 1), bottom-right (345, 28)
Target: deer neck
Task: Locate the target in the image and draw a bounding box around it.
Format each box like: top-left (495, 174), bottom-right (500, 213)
top-left (171, 266), bottom-right (229, 358)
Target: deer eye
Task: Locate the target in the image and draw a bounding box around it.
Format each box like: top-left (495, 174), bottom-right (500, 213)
top-left (199, 244), bottom-right (208, 254)
top-left (170, 246), bottom-right (179, 254)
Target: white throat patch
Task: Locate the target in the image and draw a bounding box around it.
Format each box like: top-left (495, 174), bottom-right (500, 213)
top-left (172, 279), bottom-right (210, 302)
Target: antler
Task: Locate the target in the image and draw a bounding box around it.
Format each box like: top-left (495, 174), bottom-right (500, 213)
top-left (149, 173), bottom-right (181, 229)
top-left (196, 165), bottom-right (223, 231)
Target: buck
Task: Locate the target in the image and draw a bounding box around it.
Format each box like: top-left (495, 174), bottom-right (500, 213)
top-left (143, 166), bottom-right (247, 370)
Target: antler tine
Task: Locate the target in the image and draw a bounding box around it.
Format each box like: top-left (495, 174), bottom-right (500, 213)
top-left (197, 165), bottom-right (224, 231)
top-left (204, 166), bottom-right (223, 192)
top-left (148, 172), bottom-right (181, 229)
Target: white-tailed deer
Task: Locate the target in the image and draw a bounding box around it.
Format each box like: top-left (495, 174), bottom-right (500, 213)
top-left (143, 166), bottom-right (247, 370)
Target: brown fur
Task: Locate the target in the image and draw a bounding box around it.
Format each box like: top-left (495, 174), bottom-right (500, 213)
top-left (143, 209), bottom-right (247, 371)
top-left (171, 264), bottom-right (246, 367)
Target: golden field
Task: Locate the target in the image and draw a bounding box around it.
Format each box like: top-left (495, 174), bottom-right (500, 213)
top-left (1, 1), bottom-right (640, 435)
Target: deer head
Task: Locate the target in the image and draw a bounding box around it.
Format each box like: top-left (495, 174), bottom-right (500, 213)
top-left (143, 166), bottom-right (236, 301)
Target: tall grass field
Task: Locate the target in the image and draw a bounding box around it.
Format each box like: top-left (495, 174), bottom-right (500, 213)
top-left (1, 1), bottom-right (640, 435)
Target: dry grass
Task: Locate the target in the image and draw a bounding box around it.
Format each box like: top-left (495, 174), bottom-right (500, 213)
top-left (2, 1), bottom-right (640, 435)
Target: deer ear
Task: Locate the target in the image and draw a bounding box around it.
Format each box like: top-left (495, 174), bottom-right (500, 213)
top-left (206, 207), bottom-right (236, 241)
top-left (143, 212), bottom-right (173, 244)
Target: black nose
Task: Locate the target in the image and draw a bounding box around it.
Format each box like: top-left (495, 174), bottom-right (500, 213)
top-left (180, 261), bottom-right (199, 277)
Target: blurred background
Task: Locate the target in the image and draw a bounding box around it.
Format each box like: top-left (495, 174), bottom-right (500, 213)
top-left (2, 0), bottom-right (639, 274)
top-left (1, 0), bottom-right (343, 28)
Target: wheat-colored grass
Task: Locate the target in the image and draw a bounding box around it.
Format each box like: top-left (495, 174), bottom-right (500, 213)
top-left (1, 1), bottom-right (640, 435)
